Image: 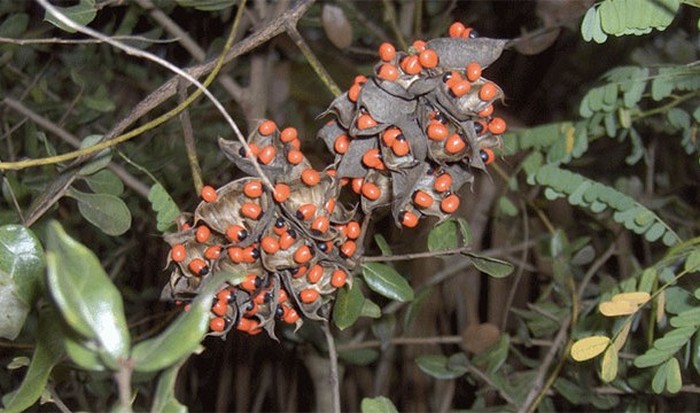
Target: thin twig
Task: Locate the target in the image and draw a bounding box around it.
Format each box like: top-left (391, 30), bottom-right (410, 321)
top-left (0, 34), bottom-right (177, 45)
top-left (501, 199), bottom-right (529, 329)
top-left (2, 97), bottom-right (150, 198)
top-left (362, 246), bottom-right (472, 262)
top-left (284, 23), bottom-right (342, 98)
top-left (321, 320), bottom-right (341, 413)
top-left (177, 79), bottom-right (204, 193)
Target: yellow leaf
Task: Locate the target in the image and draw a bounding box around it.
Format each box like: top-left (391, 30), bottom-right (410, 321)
top-left (656, 290), bottom-right (666, 324)
top-left (600, 345), bottom-right (618, 383)
top-left (571, 336), bottom-right (611, 361)
top-left (611, 291), bottom-right (650, 305)
top-left (613, 319), bottom-right (632, 352)
top-left (599, 300), bottom-right (639, 316)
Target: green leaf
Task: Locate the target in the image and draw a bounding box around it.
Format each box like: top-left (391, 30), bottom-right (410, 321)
top-left (360, 298), bottom-right (382, 319)
top-left (373, 233), bottom-right (393, 256)
top-left (43, 0), bottom-right (97, 33)
top-left (427, 219), bottom-right (459, 252)
top-left (0, 225), bottom-right (45, 340)
top-left (498, 196), bottom-right (518, 217)
top-left (175, 0), bottom-right (237, 11)
top-left (151, 357), bottom-right (189, 413)
top-left (78, 134), bottom-right (111, 176)
top-left (634, 347), bottom-right (669, 368)
top-left (415, 353), bottom-right (468, 379)
top-left (149, 183), bottom-right (181, 232)
top-left (665, 357), bottom-right (682, 393)
top-left (131, 270), bottom-right (239, 372)
top-left (685, 250), bottom-right (700, 273)
top-left (362, 263), bottom-right (414, 302)
top-left (333, 278), bottom-right (366, 330)
top-left (465, 253), bottom-right (514, 278)
top-left (82, 169), bottom-right (124, 196)
top-left (67, 188), bottom-right (132, 236)
top-left (361, 396), bottom-right (399, 413)
top-left (403, 287), bottom-right (433, 329)
top-left (0, 13), bottom-right (29, 37)
top-left (45, 221), bottom-right (130, 370)
top-left (652, 360), bottom-right (668, 394)
top-left (339, 348), bottom-right (380, 365)
top-left (456, 217), bottom-right (472, 245)
top-left (1, 309), bottom-right (64, 413)
top-left (63, 333), bottom-right (106, 372)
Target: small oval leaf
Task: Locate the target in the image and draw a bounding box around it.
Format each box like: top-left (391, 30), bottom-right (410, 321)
top-left (600, 345), bottom-right (618, 383)
top-left (415, 353), bottom-right (468, 379)
top-left (599, 300), bottom-right (639, 317)
top-left (570, 335), bottom-right (611, 361)
top-left (362, 263), bottom-right (414, 302)
top-left (333, 279), bottom-right (365, 330)
top-left (427, 219), bottom-right (459, 252)
top-left (68, 189), bottom-right (132, 236)
top-left (361, 396), bottom-right (399, 413)
top-left (464, 253), bottom-right (514, 278)
top-left (611, 291), bottom-right (650, 305)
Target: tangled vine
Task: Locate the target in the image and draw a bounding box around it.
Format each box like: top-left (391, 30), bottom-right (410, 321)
top-left (161, 23), bottom-right (508, 339)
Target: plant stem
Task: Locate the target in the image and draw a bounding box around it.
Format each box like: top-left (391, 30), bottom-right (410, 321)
top-left (321, 320), bottom-right (341, 413)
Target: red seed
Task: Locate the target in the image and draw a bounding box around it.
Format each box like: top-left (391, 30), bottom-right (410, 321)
top-left (445, 134), bottom-right (466, 154)
top-left (240, 274), bottom-right (258, 292)
top-left (311, 215), bottom-right (330, 233)
top-left (434, 173), bottom-right (453, 193)
top-left (279, 231), bottom-right (295, 250)
top-left (283, 307), bottom-right (300, 323)
top-left (488, 117), bottom-right (507, 134)
top-left (211, 301), bottom-right (228, 317)
top-left (392, 138), bottom-right (410, 156)
top-left (209, 317), bottom-right (226, 332)
top-left (257, 145), bottom-right (276, 165)
top-left (412, 40), bottom-right (427, 52)
top-left (444, 70), bottom-right (462, 87)
top-left (273, 183), bottom-right (291, 203)
top-left (441, 194), bottom-right (460, 213)
top-left (478, 105), bottom-right (494, 118)
top-left (481, 148), bottom-right (496, 165)
top-left (241, 202), bottom-right (262, 220)
top-left (227, 247), bottom-right (243, 264)
top-left (413, 190), bottom-right (434, 208)
top-left (357, 114), bottom-right (378, 130)
top-left (466, 62), bottom-right (482, 82)
top-left (258, 120), bottom-right (276, 135)
top-left (280, 127), bottom-right (298, 143)
top-left (216, 289), bottom-right (231, 302)
top-left (325, 197), bottom-right (336, 214)
top-left (297, 204), bottom-right (317, 220)
top-left (361, 182), bottom-right (381, 200)
top-left (201, 185), bottom-right (217, 202)
top-left (261, 236), bottom-right (280, 254)
top-left (188, 258), bottom-right (208, 276)
top-left (195, 225), bottom-right (211, 243)
top-left (226, 224), bottom-right (248, 242)
top-left (427, 122), bottom-right (449, 141)
top-left (479, 82), bottom-right (498, 101)
top-left (450, 80), bottom-right (471, 97)
top-left (299, 288), bottom-right (320, 303)
top-left (170, 244), bottom-right (187, 262)
top-left (242, 246), bottom-right (258, 263)
top-left (378, 42), bottom-right (396, 62)
top-left (418, 49), bottom-right (439, 69)
top-left (448, 22), bottom-right (465, 38)
top-left (294, 245), bottom-right (313, 264)
top-left (382, 127), bottom-right (402, 147)
top-left (351, 178), bottom-right (364, 194)
top-left (362, 148), bottom-right (383, 169)
top-left (278, 289), bottom-right (288, 303)
top-left (400, 55), bottom-right (422, 75)
top-left (334, 134), bottom-right (351, 154)
top-left (354, 75), bottom-right (368, 84)
top-left (331, 269), bottom-right (348, 288)
top-left (348, 84), bottom-right (361, 102)
top-left (340, 240), bottom-right (356, 258)
top-left (307, 264), bottom-right (324, 283)
top-left (286, 149), bottom-right (304, 164)
top-left (401, 210), bottom-right (419, 228)
top-left (301, 169), bottom-right (321, 186)
top-left (378, 64), bottom-right (399, 81)
top-left (244, 180), bottom-right (264, 198)
top-left (346, 221), bottom-right (361, 239)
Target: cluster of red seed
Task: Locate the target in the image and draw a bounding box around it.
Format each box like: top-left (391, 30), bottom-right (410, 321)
top-left (161, 23), bottom-right (507, 339)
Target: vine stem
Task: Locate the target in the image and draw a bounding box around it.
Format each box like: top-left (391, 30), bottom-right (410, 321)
top-left (321, 320), bottom-right (341, 413)
top-left (362, 246), bottom-right (472, 262)
top-left (285, 22), bottom-right (342, 98)
top-left (9, 0), bottom-right (277, 191)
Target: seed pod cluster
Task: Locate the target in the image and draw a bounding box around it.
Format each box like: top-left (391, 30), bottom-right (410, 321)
top-left (161, 23), bottom-right (507, 339)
